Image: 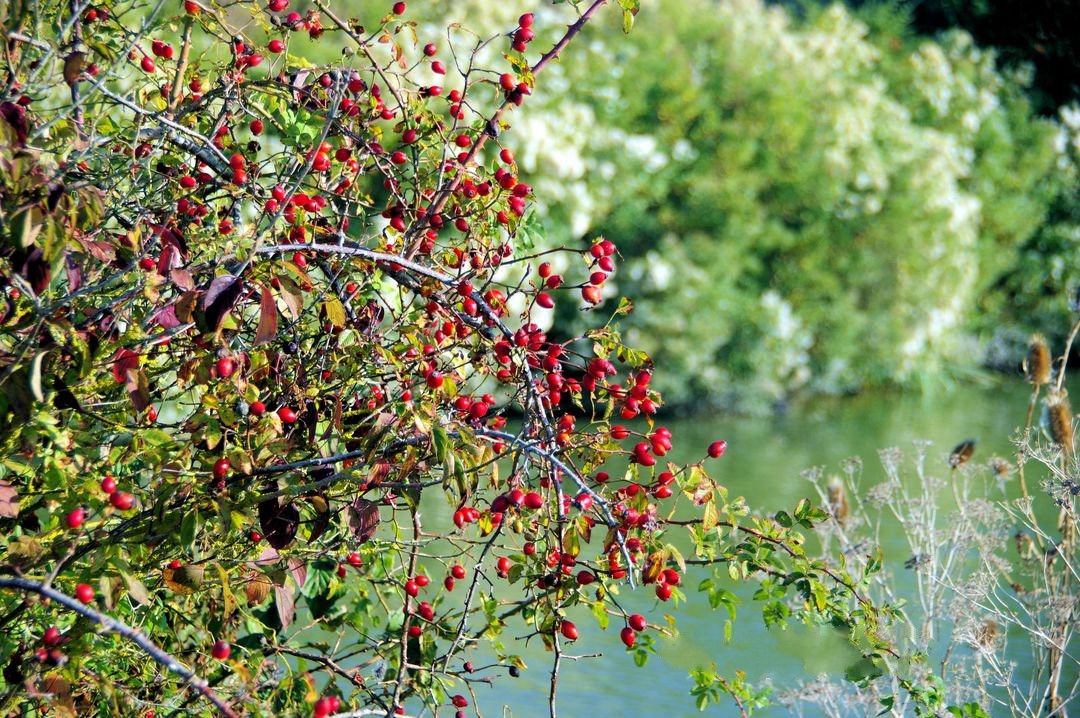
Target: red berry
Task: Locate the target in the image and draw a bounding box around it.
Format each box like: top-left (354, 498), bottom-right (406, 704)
top-left (75, 583), bottom-right (95, 604)
top-left (628, 614), bottom-right (647, 632)
top-left (620, 626), bottom-right (636, 648)
top-left (101, 476), bottom-right (117, 494)
top-left (404, 579), bottom-right (419, 597)
top-left (451, 564), bottom-right (466, 580)
top-left (559, 620), bottom-right (578, 641)
top-left (347, 551), bottom-right (363, 567)
top-left (523, 491), bottom-right (543, 510)
top-left (414, 574), bottom-right (429, 587)
top-left (250, 400), bottom-right (266, 416)
top-left (268, 39), bottom-right (284, 53)
top-left (496, 556), bottom-right (511, 576)
top-left (519, 13), bottom-right (534, 28)
top-left (110, 492), bottom-right (134, 511)
top-left (43, 627), bottom-right (61, 647)
top-left (212, 458), bottom-right (230, 480)
top-left (423, 43), bottom-right (437, 56)
top-left (65, 508), bottom-right (86, 529)
top-left (392, 2), bottom-right (405, 14)
top-left (140, 56), bottom-right (155, 73)
top-left (707, 440), bottom-right (727, 458)
top-left (277, 406), bottom-right (297, 423)
top-left (655, 583), bottom-right (673, 601)
top-left (576, 570), bottom-right (595, 585)
top-left (451, 695), bottom-right (468, 708)
top-left (536, 293), bottom-right (554, 309)
top-left (211, 640), bottom-right (230, 660)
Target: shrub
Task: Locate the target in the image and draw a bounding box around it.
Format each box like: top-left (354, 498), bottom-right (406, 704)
top-left (0, 1), bottom-right (888, 716)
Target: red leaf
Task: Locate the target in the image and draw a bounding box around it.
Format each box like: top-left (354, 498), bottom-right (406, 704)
top-left (347, 498), bottom-right (380, 543)
top-left (111, 348), bottom-right (139, 384)
top-left (254, 285), bottom-right (278, 346)
top-left (274, 582), bottom-right (295, 629)
top-left (287, 556), bottom-right (307, 589)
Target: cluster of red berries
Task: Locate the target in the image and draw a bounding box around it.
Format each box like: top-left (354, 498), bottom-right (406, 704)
top-left (511, 13), bottom-right (536, 53)
top-left (582, 238), bottom-right (617, 305)
top-left (36, 626), bottom-right (67, 666)
top-left (312, 695), bottom-right (342, 718)
top-left (101, 474), bottom-right (135, 511)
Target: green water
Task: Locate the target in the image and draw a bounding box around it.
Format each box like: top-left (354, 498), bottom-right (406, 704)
top-left (465, 379), bottom-right (1074, 717)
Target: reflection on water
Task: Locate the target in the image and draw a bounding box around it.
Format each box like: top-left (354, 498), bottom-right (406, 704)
top-left (471, 379), bottom-right (1074, 717)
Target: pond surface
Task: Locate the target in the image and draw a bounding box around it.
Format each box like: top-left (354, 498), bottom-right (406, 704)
top-left (464, 378), bottom-right (1074, 717)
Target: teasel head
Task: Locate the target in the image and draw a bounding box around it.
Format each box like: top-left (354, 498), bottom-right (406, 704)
top-left (826, 475), bottom-right (849, 526)
top-left (1045, 390), bottom-right (1075, 456)
top-left (1022, 334), bottom-right (1051, 386)
top-left (949, 438), bottom-right (976, 469)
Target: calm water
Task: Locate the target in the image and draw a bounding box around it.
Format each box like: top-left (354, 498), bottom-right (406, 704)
top-left (464, 379), bottom-right (1074, 717)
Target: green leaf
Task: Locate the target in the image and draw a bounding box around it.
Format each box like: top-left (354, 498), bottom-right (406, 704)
top-left (180, 511), bottom-right (199, 553)
top-left (844, 655), bottom-right (884, 684)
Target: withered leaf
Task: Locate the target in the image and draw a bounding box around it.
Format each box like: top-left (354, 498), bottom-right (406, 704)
top-left (642, 550), bottom-right (666, 585)
top-left (0, 101), bottom-right (28, 146)
top-left (287, 556), bottom-right (307, 589)
top-left (63, 52), bottom-right (86, 88)
top-left (201, 274), bottom-right (243, 332)
top-left (274, 582), bottom-right (295, 628)
top-left (125, 368), bottom-right (150, 413)
top-left (347, 498), bottom-right (379, 543)
top-left (244, 571), bottom-right (272, 606)
top-left (259, 496), bottom-right (299, 550)
top-left (0, 480), bottom-right (19, 518)
top-left (64, 252), bottom-right (81, 292)
top-left (163, 564), bottom-right (204, 594)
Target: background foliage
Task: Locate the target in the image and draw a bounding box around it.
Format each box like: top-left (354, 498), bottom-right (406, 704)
top-left (428, 0), bottom-right (1077, 412)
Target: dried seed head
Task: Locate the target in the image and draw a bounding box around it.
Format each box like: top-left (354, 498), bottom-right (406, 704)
top-left (1058, 507), bottom-right (1076, 547)
top-left (1023, 334), bottom-right (1051, 385)
top-left (1045, 390), bottom-right (1075, 456)
top-left (949, 439), bottom-right (976, 469)
top-left (974, 619), bottom-right (1000, 649)
top-left (989, 456), bottom-right (1013, 477)
top-left (826, 475), bottom-right (848, 526)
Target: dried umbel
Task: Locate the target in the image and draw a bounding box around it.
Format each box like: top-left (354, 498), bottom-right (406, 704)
top-left (1045, 391), bottom-right (1075, 456)
top-left (1023, 334), bottom-right (1052, 386)
top-left (826, 475), bottom-right (849, 525)
top-left (1058, 507), bottom-right (1076, 548)
top-left (949, 438), bottom-right (976, 469)
top-left (973, 619), bottom-right (1000, 650)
